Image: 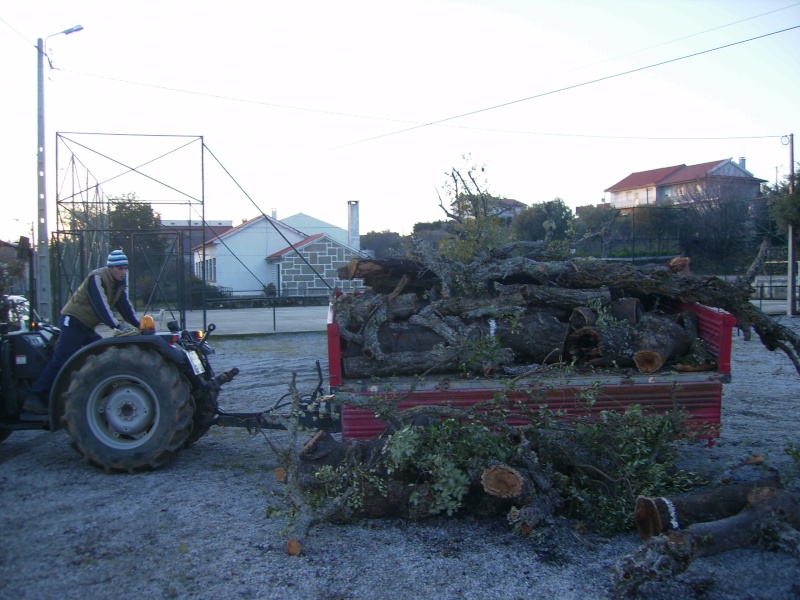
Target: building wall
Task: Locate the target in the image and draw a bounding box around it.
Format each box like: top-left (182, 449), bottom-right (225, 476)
top-left (194, 217), bottom-right (306, 296)
top-left (607, 185), bottom-right (658, 208)
top-left (0, 241), bottom-right (29, 296)
top-left (278, 238), bottom-right (364, 296)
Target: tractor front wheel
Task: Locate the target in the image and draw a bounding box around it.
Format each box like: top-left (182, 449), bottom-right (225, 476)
top-left (62, 345), bottom-right (194, 472)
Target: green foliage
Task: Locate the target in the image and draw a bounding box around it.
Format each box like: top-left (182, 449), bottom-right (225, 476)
top-left (383, 419), bottom-right (514, 515)
top-left (409, 160), bottom-right (511, 296)
top-left (766, 173), bottom-right (800, 230)
top-left (530, 402), bottom-right (705, 533)
top-left (305, 462), bottom-right (388, 515)
top-left (108, 194), bottom-right (168, 291)
top-left (412, 221), bottom-right (447, 233)
top-left (108, 193), bottom-right (164, 252)
top-left (360, 230), bottom-right (409, 258)
top-left (456, 335), bottom-right (505, 376)
top-left (439, 202), bottom-right (507, 264)
top-left (263, 283), bottom-right (277, 297)
top-left (586, 299), bottom-right (625, 327)
top-left (510, 198), bottom-right (574, 242)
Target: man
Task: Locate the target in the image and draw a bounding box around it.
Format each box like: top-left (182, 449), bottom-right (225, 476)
top-left (23, 249), bottom-right (141, 414)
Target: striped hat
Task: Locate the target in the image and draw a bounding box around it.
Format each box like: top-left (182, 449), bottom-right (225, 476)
top-left (107, 249), bottom-right (129, 267)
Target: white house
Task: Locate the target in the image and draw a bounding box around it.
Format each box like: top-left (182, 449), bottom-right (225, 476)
top-left (194, 212), bottom-right (365, 297)
top-left (604, 158), bottom-right (765, 209)
top-left (194, 215), bottom-right (307, 296)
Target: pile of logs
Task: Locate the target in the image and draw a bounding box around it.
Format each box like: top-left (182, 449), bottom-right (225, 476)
top-left (335, 257), bottom-right (723, 378)
top-left (297, 429), bottom-right (560, 525)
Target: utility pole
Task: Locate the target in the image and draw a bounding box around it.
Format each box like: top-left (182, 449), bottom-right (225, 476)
top-left (787, 134), bottom-right (796, 316)
top-left (36, 37), bottom-right (51, 322)
top-left (35, 25), bottom-right (83, 323)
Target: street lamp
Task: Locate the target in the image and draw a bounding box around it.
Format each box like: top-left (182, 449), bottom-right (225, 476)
top-left (36, 24), bottom-right (83, 322)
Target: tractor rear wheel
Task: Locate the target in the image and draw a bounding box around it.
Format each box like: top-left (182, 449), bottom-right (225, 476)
top-left (62, 345), bottom-right (194, 472)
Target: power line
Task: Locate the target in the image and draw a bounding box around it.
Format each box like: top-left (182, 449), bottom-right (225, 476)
top-left (330, 24), bottom-right (800, 150)
top-left (557, 1), bottom-right (800, 75)
top-left (7, 10), bottom-right (798, 144)
top-left (59, 66), bottom-right (787, 144)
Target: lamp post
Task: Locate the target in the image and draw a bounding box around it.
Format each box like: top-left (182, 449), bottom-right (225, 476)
top-left (36, 24), bottom-right (83, 322)
top-left (785, 134), bottom-right (796, 316)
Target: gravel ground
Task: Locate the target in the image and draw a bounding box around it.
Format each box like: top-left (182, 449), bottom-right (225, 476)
top-left (1, 320), bottom-right (799, 600)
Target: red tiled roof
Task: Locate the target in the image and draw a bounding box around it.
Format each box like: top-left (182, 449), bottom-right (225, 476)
top-left (604, 165), bottom-right (684, 192)
top-left (269, 233), bottom-right (325, 258)
top-left (657, 160), bottom-right (727, 184)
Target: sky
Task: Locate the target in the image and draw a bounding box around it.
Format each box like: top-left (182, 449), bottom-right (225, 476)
top-left (1, 0), bottom-right (799, 246)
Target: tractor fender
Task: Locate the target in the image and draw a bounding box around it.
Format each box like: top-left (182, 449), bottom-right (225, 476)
top-left (49, 335), bottom-right (192, 431)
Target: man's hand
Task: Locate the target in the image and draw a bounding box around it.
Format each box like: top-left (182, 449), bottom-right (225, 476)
top-left (112, 323), bottom-right (140, 337)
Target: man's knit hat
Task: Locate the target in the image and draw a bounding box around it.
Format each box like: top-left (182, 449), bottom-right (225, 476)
top-left (107, 249), bottom-right (129, 267)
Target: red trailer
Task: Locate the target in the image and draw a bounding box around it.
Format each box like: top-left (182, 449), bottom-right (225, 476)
top-left (328, 301), bottom-right (736, 441)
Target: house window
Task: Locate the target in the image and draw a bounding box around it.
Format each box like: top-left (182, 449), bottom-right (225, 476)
top-left (203, 258), bottom-right (216, 282)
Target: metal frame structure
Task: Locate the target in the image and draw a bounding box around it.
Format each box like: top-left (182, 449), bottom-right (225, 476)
top-left (53, 132), bottom-right (208, 329)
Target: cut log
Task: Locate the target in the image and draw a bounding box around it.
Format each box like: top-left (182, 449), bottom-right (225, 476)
top-left (634, 478), bottom-right (783, 540)
top-left (342, 346), bottom-right (516, 378)
top-left (609, 297), bottom-right (644, 325)
top-left (491, 313), bottom-right (570, 364)
top-left (613, 486), bottom-right (800, 595)
top-left (564, 313), bottom-right (691, 372)
top-left (481, 464), bottom-right (537, 504)
top-left (632, 314), bottom-right (691, 373)
top-left (507, 489), bottom-right (563, 534)
top-left (367, 322), bottom-right (448, 355)
top-left (520, 285), bottom-right (611, 310)
top-left (425, 295), bottom-right (527, 317)
top-left (564, 326), bottom-right (603, 365)
top-left (338, 258), bottom-right (440, 294)
top-left (408, 311), bottom-right (470, 346)
top-left (569, 306), bottom-right (596, 330)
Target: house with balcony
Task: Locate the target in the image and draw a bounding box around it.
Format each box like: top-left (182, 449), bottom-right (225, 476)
top-left (604, 158), bottom-right (765, 209)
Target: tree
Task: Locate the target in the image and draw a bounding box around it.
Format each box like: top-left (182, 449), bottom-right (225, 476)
top-left (108, 194), bottom-right (163, 253)
top-left (675, 179), bottom-right (761, 273)
top-left (108, 194), bottom-right (169, 308)
top-left (405, 160), bottom-right (508, 296)
top-left (510, 198), bottom-right (573, 243)
top-left (766, 172), bottom-right (800, 231)
top-left (433, 161), bottom-right (507, 266)
top-left (412, 221), bottom-right (447, 234)
top-left (573, 204), bottom-right (626, 257)
top-left (629, 203), bottom-right (683, 256)
top-left (360, 230), bottom-right (408, 258)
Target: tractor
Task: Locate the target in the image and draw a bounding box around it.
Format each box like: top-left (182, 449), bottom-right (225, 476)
top-left (0, 298), bottom-right (338, 472)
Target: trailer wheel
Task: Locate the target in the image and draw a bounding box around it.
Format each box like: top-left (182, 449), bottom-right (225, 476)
top-left (62, 345), bottom-right (194, 473)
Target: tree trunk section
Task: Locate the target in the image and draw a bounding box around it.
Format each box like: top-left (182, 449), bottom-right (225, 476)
top-left (520, 285), bottom-right (611, 310)
top-left (634, 478), bottom-right (783, 540)
top-left (490, 313), bottom-right (570, 364)
top-left (632, 314), bottom-right (691, 373)
top-left (342, 346), bottom-right (516, 378)
top-left (614, 487), bottom-right (800, 596)
top-left (609, 297), bottom-right (644, 325)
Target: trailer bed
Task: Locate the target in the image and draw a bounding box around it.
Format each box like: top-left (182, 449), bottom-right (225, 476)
top-left (328, 301), bottom-right (737, 441)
